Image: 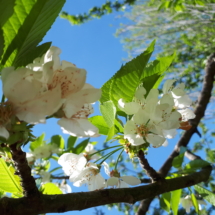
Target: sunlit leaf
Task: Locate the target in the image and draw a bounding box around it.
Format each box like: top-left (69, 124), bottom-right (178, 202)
top-left (41, 182), bottom-right (63, 195)
top-left (171, 189), bottom-right (182, 215)
top-left (1, 0), bottom-right (65, 67)
top-left (194, 185), bottom-right (215, 206)
top-left (0, 158), bottom-right (22, 193)
top-left (30, 133), bottom-right (45, 151)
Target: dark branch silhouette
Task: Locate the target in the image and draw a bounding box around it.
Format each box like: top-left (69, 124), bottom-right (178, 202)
top-left (0, 165), bottom-right (212, 215)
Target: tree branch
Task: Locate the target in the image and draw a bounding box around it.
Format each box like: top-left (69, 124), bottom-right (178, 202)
top-left (137, 150), bottom-right (162, 182)
top-left (10, 144), bottom-right (39, 197)
top-left (137, 53), bottom-right (215, 214)
top-left (1, 166), bottom-right (212, 215)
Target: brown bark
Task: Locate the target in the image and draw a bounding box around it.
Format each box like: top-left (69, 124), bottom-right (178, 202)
top-left (0, 165), bottom-right (212, 215)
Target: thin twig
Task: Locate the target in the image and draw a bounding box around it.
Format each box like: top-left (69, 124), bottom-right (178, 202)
top-left (137, 150), bottom-right (162, 182)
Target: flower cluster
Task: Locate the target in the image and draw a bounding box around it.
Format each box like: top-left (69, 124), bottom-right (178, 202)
top-left (0, 46), bottom-right (101, 139)
top-left (58, 152), bottom-right (141, 191)
top-left (26, 143), bottom-right (59, 164)
top-left (180, 195), bottom-right (206, 213)
top-left (119, 80), bottom-right (195, 148)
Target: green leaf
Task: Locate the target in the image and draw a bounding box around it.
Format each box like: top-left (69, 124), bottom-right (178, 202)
top-left (0, 0), bottom-right (16, 27)
top-left (41, 182), bottom-right (63, 194)
top-left (73, 138), bottom-right (90, 154)
top-left (141, 53), bottom-right (175, 95)
top-left (67, 136), bottom-right (77, 150)
top-left (51, 135), bottom-right (64, 150)
top-left (100, 101), bottom-right (116, 128)
top-left (114, 118), bottom-right (124, 133)
top-left (171, 189), bottom-right (182, 215)
top-left (30, 133), bottom-right (45, 151)
top-left (89, 116), bottom-right (109, 135)
top-left (105, 126), bottom-right (116, 142)
top-left (172, 146), bottom-right (186, 169)
top-left (191, 193), bottom-right (199, 214)
top-left (1, 0), bottom-right (65, 67)
top-left (0, 0), bottom-right (15, 59)
top-left (160, 192), bottom-right (171, 212)
top-left (194, 185), bottom-right (215, 206)
top-left (100, 40), bottom-right (155, 108)
top-left (0, 158), bottom-right (22, 193)
top-left (184, 159), bottom-right (210, 171)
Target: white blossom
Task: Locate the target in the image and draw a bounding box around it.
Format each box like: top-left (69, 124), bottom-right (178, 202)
top-left (58, 153), bottom-right (87, 180)
top-left (39, 170), bottom-right (51, 184)
top-left (180, 195), bottom-right (207, 213)
top-left (83, 143), bottom-right (99, 160)
top-left (72, 163), bottom-right (105, 191)
top-left (1, 66), bottom-right (63, 124)
top-left (58, 104), bottom-right (99, 137)
top-left (59, 183), bottom-right (72, 194)
top-left (104, 165), bottom-right (141, 188)
top-left (33, 144), bottom-right (59, 159)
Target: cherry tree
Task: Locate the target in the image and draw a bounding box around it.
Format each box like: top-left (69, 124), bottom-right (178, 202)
top-left (0, 0), bottom-right (214, 215)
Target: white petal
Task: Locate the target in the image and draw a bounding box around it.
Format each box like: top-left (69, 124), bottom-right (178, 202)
top-left (85, 143), bottom-right (94, 153)
top-left (88, 174), bottom-right (105, 191)
top-left (146, 134), bottom-right (166, 148)
top-left (107, 177), bottom-right (119, 186)
top-left (102, 162), bottom-right (110, 176)
top-left (117, 181), bottom-right (129, 188)
top-left (174, 95), bottom-right (192, 108)
top-left (135, 87), bottom-right (146, 99)
top-left (118, 99), bottom-right (141, 115)
top-left (162, 79), bottom-right (175, 94)
top-left (163, 129), bottom-right (177, 139)
top-left (0, 126), bottom-right (9, 139)
top-left (121, 176), bottom-right (141, 185)
top-left (146, 89), bottom-right (159, 102)
top-left (160, 94), bottom-right (174, 106)
top-left (162, 140), bottom-right (168, 147)
top-left (58, 118), bottom-right (99, 137)
top-left (178, 108), bottom-right (195, 121)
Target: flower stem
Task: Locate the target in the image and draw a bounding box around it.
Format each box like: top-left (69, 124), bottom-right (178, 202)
top-left (95, 147), bottom-right (123, 165)
top-left (114, 149), bottom-right (124, 170)
top-left (88, 145), bottom-right (122, 157)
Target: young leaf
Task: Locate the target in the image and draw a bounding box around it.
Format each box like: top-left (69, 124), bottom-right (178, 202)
top-left (0, 0), bottom-right (16, 27)
top-left (0, 0), bottom-right (16, 59)
top-left (30, 133), bottom-right (45, 151)
top-left (67, 136), bottom-right (77, 150)
top-left (73, 138), bottom-right (90, 154)
top-left (0, 158), bottom-right (22, 193)
top-left (1, 0), bottom-right (65, 67)
top-left (100, 40), bottom-right (155, 108)
top-left (41, 182), bottom-right (63, 195)
top-left (184, 159), bottom-right (210, 171)
top-left (160, 192), bottom-right (171, 212)
top-left (171, 189), bottom-right (182, 215)
top-left (100, 101), bottom-right (116, 128)
top-left (141, 53), bottom-right (175, 95)
top-left (191, 193), bottom-right (199, 214)
top-left (105, 126), bottom-right (115, 142)
top-left (88, 116), bottom-right (109, 135)
top-left (172, 146), bottom-right (186, 169)
top-left (51, 135), bottom-right (64, 150)
top-left (194, 185), bottom-right (215, 206)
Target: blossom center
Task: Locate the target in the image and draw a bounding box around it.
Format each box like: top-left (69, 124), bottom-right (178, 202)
top-left (136, 124), bottom-right (149, 137)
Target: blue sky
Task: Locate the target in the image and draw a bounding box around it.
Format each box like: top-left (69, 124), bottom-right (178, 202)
top-left (18, 0), bottom-right (211, 214)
